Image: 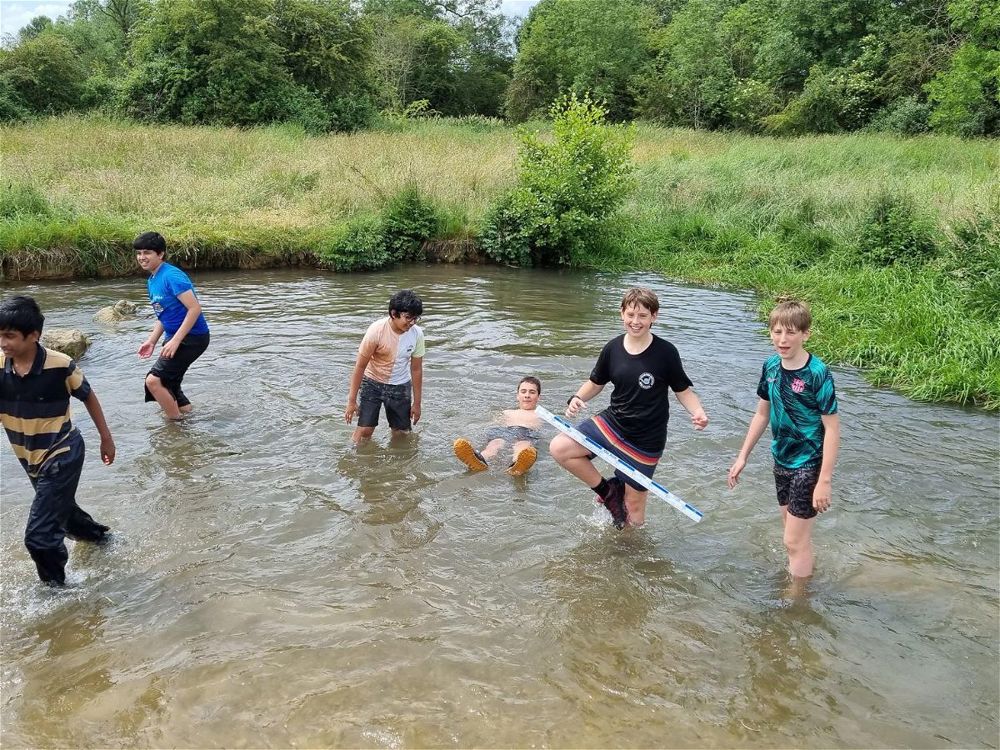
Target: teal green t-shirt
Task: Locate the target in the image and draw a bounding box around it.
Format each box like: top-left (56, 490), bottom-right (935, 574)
top-left (756, 353), bottom-right (838, 469)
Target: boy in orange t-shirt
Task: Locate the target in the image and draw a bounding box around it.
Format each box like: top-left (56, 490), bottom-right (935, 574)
top-left (345, 290), bottom-right (425, 443)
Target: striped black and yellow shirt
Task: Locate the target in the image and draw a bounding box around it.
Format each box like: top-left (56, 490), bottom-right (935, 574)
top-left (0, 344), bottom-right (91, 478)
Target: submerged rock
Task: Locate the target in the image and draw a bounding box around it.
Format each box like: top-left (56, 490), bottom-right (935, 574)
top-left (42, 329), bottom-right (90, 359)
top-left (94, 300), bottom-right (139, 324)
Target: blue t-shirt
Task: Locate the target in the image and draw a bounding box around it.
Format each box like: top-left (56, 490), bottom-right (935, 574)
top-left (757, 353), bottom-right (838, 469)
top-left (147, 262), bottom-right (210, 338)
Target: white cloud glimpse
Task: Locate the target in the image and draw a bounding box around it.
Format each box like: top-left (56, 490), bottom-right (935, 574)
top-left (1, 0), bottom-right (74, 38)
top-left (0, 0), bottom-right (537, 40)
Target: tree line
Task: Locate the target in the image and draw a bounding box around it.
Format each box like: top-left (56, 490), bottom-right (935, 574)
top-left (1, 0), bottom-right (997, 136)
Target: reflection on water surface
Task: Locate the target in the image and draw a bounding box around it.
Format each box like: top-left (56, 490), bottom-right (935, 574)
top-left (1, 266), bottom-right (997, 748)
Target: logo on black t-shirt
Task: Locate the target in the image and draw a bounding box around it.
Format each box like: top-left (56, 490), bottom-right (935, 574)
top-left (638, 372), bottom-right (655, 389)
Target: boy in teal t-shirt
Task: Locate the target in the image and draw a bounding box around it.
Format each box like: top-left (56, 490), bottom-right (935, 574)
top-left (728, 300), bottom-right (841, 580)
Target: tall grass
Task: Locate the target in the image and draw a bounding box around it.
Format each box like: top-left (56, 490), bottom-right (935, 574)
top-left (1, 114), bottom-right (997, 407)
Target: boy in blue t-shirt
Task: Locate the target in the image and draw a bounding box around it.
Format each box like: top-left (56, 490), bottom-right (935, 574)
top-left (728, 300), bottom-right (840, 580)
top-left (134, 232), bottom-right (210, 421)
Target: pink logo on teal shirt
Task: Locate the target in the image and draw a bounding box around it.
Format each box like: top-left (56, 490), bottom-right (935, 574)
top-left (791, 378), bottom-right (806, 393)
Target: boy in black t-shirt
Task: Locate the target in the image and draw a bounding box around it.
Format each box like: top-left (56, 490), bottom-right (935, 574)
top-left (549, 287), bottom-right (708, 528)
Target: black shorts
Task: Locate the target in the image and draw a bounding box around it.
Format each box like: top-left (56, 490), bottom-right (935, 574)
top-left (774, 463), bottom-right (820, 520)
top-left (145, 333), bottom-right (210, 408)
top-left (357, 377), bottom-right (412, 430)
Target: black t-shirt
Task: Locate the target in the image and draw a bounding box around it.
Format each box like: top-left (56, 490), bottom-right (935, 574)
top-left (589, 334), bottom-right (693, 452)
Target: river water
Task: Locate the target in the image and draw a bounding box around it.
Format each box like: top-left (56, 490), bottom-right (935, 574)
top-left (1, 266), bottom-right (997, 748)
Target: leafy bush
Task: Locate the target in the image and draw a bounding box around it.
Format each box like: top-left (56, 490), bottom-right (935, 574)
top-left (315, 216), bottom-right (391, 272)
top-left (478, 192), bottom-right (535, 266)
top-left (0, 77), bottom-right (32, 122)
top-left (866, 96), bottom-right (932, 134)
top-left (314, 186), bottom-right (439, 270)
top-left (927, 43), bottom-right (1000, 136)
top-left (856, 191), bottom-right (938, 266)
top-left (765, 66), bottom-right (878, 134)
top-left (0, 33), bottom-right (87, 115)
top-left (480, 93), bottom-right (635, 267)
top-left (382, 185), bottom-right (439, 262)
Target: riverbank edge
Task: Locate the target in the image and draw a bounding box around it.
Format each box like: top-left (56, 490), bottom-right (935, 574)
top-left (3, 240), bottom-right (997, 412)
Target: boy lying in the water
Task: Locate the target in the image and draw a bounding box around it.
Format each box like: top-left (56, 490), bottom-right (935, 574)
top-left (454, 376), bottom-right (542, 477)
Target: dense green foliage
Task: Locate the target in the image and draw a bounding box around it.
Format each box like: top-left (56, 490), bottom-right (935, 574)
top-left (1, 0), bottom-right (996, 134)
top-left (480, 94), bottom-right (635, 266)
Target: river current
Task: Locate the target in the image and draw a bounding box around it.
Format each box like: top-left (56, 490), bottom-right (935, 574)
top-left (1, 266), bottom-right (997, 748)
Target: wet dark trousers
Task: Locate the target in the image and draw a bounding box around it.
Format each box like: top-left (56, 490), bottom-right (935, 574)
top-left (24, 437), bottom-right (108, 585)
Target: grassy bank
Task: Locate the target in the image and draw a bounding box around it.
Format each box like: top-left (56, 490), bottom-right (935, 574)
top-left (1, 115), bottom-right (997, 407)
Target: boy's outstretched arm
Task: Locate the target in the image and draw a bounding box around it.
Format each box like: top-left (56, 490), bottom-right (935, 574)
top-left (812, 413), bottom-right (840, 512)
top-left (83, 391), bottom-right (116, 465)
top-left (566, 380), bottom-right (604, 418)
top-left (675, 387), bottom-right (709, 430)
top-left (728, 398), bottom-right (770, 488)
top-left (344, 353), bottom-right (372, 424)
top-left (410, 356), bottom-right (423, 424)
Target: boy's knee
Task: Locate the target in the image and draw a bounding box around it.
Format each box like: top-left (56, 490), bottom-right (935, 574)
top-left (548, 436), bottom-right (567, 462)
top-left (145, 372), bottom-right (162, 389)
top-left (783, 531), bottom-right (810, 555)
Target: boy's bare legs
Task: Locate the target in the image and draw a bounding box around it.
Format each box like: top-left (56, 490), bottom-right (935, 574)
top-left (782, 508), bottom-right (816, 578)
top-left (179, 404), bottom-right (193, 414)
top-left (481, 438), bottom-right (506, 461)
top-left (352, 426), bottom-right (376, 443)
top-left (623, 486), bottom-right (649, 526)
top-left (145, 373), bottom-right (183, 420)
top-left (549, 434), bottom-right (601, 486)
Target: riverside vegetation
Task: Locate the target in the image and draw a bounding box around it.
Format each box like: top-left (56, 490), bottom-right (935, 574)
top-left (0, 106), bottom-right (997, 409)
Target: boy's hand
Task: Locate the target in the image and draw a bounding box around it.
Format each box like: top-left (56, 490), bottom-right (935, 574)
top-left (138, 340), bottom-right (156, 359)
top-left (566, 396), bottom-right (585, 418)
top-left (100, 437), bottom-right (116, 465)
top-left (690, 408), bottom-right (708, 430)
top-left (160, 338), bottom-right (179, 359)
top-left (727, 457), bottom-right (746, 489)
top-left (411, 402), bottom-right (421, 424)
top-left (344, 402), bottom-right (358, 424)
top-left (813, 478), bottom-right (832, 512)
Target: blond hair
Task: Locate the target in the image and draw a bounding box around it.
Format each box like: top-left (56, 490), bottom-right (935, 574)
top-left (768, 300), bottom-right (812, 331)
top-left (620, 287), bottom-right (659, 314)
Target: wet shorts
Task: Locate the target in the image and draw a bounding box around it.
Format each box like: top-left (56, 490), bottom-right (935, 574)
top-left (773, 462), bottom-right (820, 520)
top-left (485, 425), bottom-right (541, 444)
top-left (358, 377), bottom-right (412, 430)
top-left (576, 415), bottom-right (661, 492)
top-left (145, 333), bottom-right (210, 408)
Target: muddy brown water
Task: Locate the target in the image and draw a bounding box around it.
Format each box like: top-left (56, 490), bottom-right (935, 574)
top-left (1, 266), bottom-right (997, 748)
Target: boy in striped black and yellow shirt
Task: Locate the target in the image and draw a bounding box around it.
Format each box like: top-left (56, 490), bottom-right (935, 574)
top-left (0, 296), bottom-right (116, 585)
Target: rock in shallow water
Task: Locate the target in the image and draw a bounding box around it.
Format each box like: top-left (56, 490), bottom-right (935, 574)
top-left (42, 329), bottom-right (90, 359)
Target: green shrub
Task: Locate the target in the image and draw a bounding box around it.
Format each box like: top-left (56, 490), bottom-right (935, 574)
top-left (382, 185), bottom-right (439, 262)
top-left (0, 33), bottom-right (87, 115)
top-left (480, 93), bottom-right (635, 267)
top-left (313, 186), bottom-right (439, 270)
top-left (478, 192), bottom-right (535, 266)
top-left (866, 96), bottom-right (932, 134)
top-left (315, 216), bottom-right (390, 272)
top-left (0, 76), bottom-right (32, 122)
top-left (857, 190), bottom-right (938, 266)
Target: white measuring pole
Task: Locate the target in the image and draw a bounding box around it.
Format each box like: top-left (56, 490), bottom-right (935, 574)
top-left (536, 405), bottom-right (703, 523)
